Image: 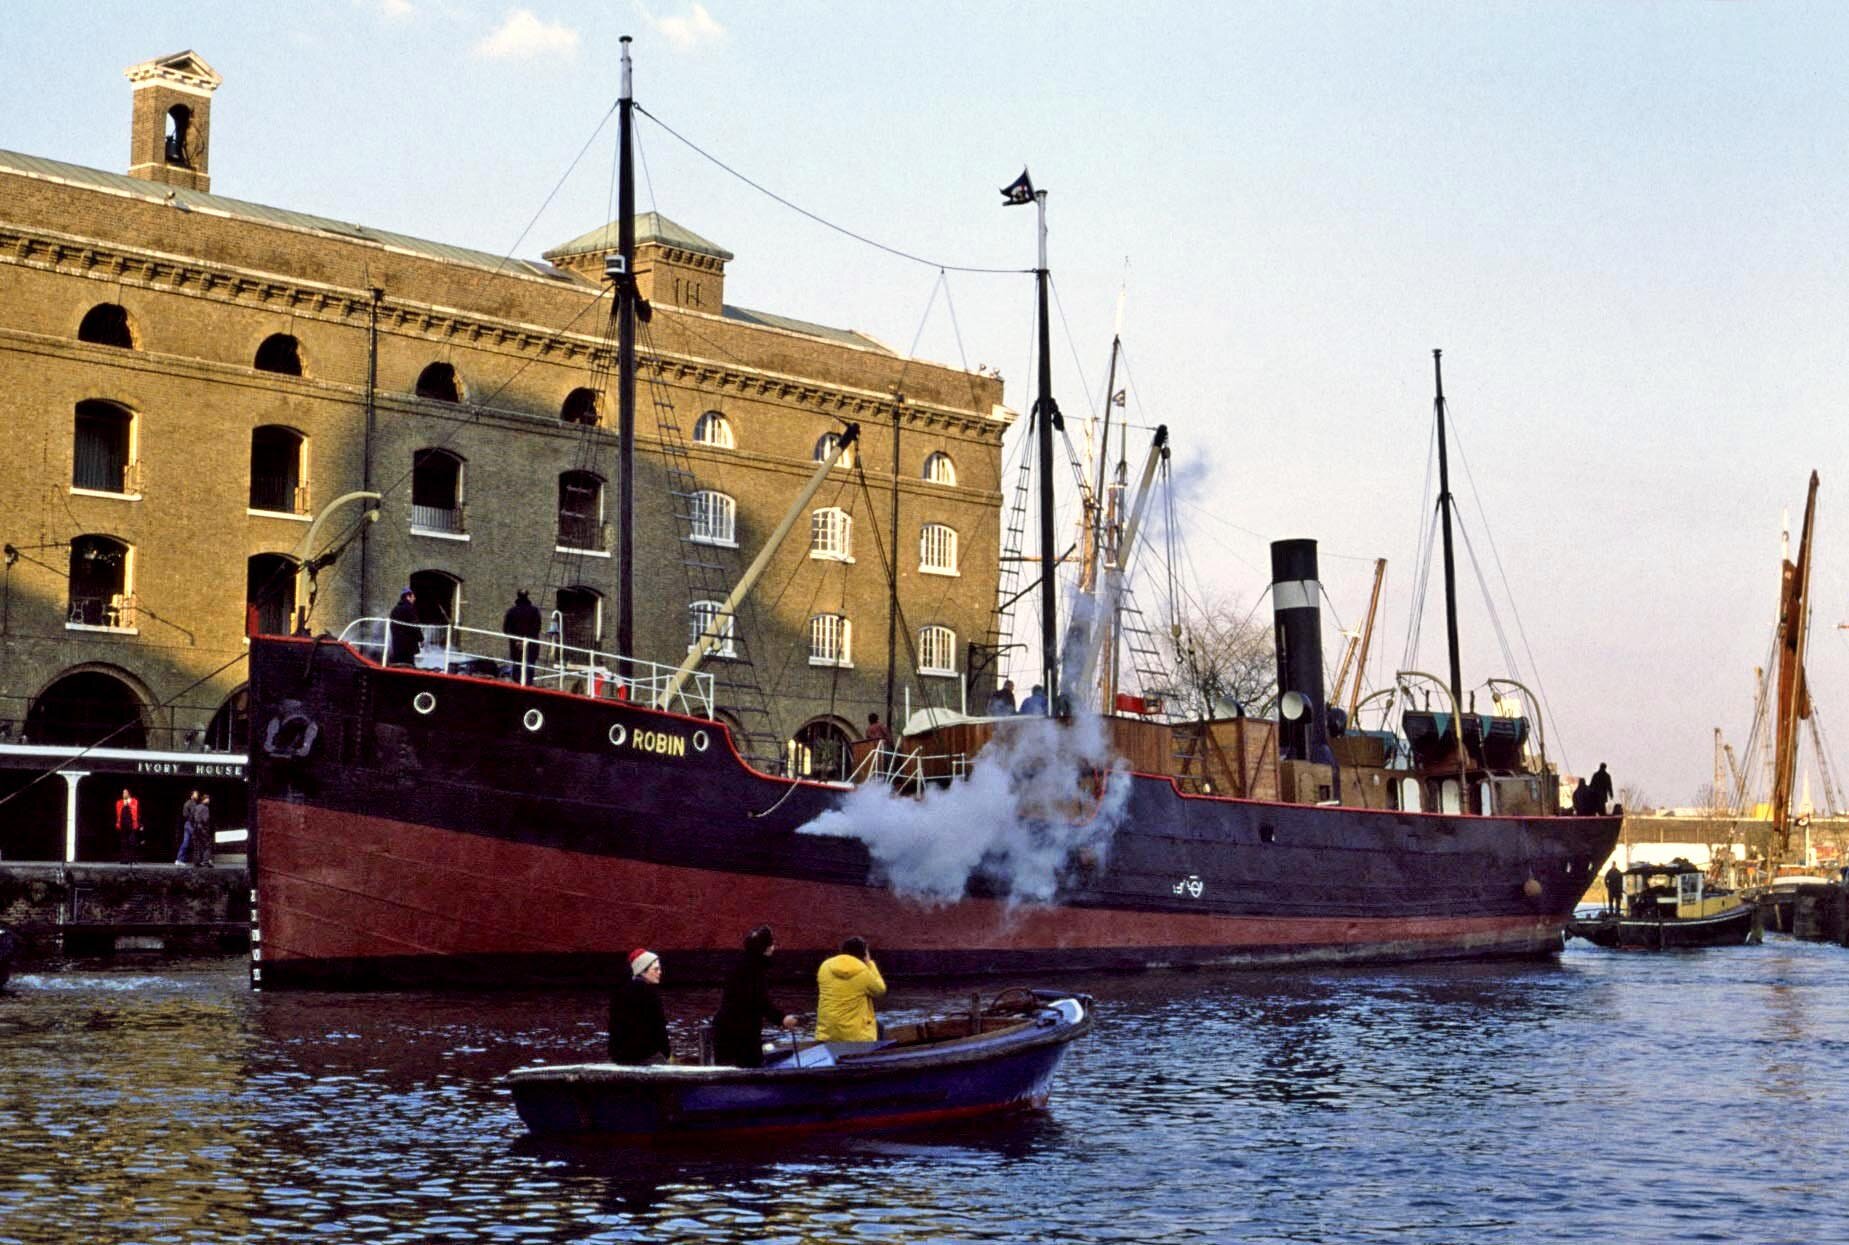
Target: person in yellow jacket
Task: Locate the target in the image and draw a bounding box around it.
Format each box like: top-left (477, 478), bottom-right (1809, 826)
top-left (815, 936), bottom-right (887, 1042)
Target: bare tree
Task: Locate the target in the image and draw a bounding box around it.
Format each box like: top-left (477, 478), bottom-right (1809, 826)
top-left (1616, 782), bottom-right (1650, 814)
top-left (1164, 590), bottom-right (1275, 720)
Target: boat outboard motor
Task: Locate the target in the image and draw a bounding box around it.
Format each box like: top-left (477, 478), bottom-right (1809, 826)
top-left (1270, 540), bottom-right (1337, 786)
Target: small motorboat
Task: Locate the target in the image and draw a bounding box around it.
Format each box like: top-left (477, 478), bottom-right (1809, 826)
top-left (506, 988), bottom-right (1092, 1141)
top-left (1567, 859), bottom-right (1760, 949)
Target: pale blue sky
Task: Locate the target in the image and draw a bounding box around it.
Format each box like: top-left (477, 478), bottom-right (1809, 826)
top-left (4, 1), bottom-right (1844, 806)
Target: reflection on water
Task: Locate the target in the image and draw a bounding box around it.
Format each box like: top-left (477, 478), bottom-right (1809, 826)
top-left (5, 944), bottom-right (1849, 1243)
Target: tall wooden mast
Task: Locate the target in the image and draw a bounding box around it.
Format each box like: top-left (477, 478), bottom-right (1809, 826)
top-left (1433, 350), bottom-right (1465, 728)
top-left (615, 36), bottom-right (639, 660)
top-left (1771, 471), bottom-right (1820, 858)
top-left (1033, 186), bottom-right (1060, 713)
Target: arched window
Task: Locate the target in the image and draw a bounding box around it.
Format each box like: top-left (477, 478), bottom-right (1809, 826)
top-left (693, 411), bottom-right (735, 448)
top-left (411, 449), bottom-right (465, 534)
top-left (562, 387), bottom-right (599, 425)
top-left (690, 490), bottom-right (736, 546)
top-left (923, 451), bottom-right (957, 485)
top-left (788, 718), bottom-right (853, 781)
top-left (26, 668), bottom-right (147, 749)
top-left (246, 553), bottom-right (299, 636)
top-left (810, 507), bottom-right (852, 560)
top-left (556, 585), bottom-right (601, 652)
top-left (688, 600), bottom-right (737, 659)
top-left (164, 104), bottom-right (193, 167)
top-left (250, 425), bottom-right (307, 514)
top-left (415, 362), bottom-right (462, 403)
top-left (72, 400), bottom-right (136, 494)
top-left (809, 614), bottom-right (852, 668)
top-left (814, 432), bottom-right (856, 469)
top-left (919, 625), bottom-right (957, 676)
top-left (557, 471), bottom-right (604, 550)
top-left (254, 334), bottom-right (304, 376)
top-left (67, 535), bottom-right (134, 630)
top-left (204, 686), bottom-right (250, 753)
top-left (408, 569), bottom-right (461, 630)
top-left (77, 303), bottom-right (135, 349)
top-left (920, 523), bottom-right (959, 575)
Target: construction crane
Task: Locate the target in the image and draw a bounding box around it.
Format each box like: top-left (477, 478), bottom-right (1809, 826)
top-left (1330, 558), bottom-right (1387, 718)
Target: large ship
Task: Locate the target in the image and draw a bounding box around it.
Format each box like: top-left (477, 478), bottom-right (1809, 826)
top-left (246, 42), bottom-right (1620, 988)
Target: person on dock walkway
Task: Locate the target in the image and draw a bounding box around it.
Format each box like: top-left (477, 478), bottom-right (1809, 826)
top-left (176, 791), bottom-right (200, 864)
top-left (387, 588), bottom-right (423, 667)
top-left (712, 925), bottom-right (798, 1067)
top-left (1604, 863), bottom-right (1624, 916)
top-left (114, 788), bottom-right (142, 863)
top-left (179, 795), bottom-right (214, 867)
top-left (815, 936), bottom-right (886, 1044)
top-left (502, 589), bottom-right (542, 684)
top-left (1589, 763), bottom-right (1614, 815)
top-left (608, 948), bottom-right (670, 1064)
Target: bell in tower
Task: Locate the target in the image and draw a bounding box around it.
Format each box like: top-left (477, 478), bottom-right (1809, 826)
top-left (124, 51), bottom-right (222, 194)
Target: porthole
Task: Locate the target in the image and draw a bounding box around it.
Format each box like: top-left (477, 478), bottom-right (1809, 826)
top-left (413, 692), bottom-right (436, 715)
top-left (608, 723), bottom-right (628, 747)
top-left (523, 708), bottom-right (544, 732)
top-left (692, 730), bottom-right (710, 753)
top-left (1259, 824), bottom-right (1277, 844)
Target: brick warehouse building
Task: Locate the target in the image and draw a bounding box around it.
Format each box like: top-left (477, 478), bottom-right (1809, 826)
top-left (0, 52), bottom-right (1010, 861)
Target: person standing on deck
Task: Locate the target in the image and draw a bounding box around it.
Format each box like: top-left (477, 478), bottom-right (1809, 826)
top-left (864, 714), bottom-right (892, 750)
top-left (1019, 684), bottom-right (1048, 716)
top-left (502, 589), bottom-right (542, 684)
top-left (1588, 763), bottom-right (1615, 815)
top-left (815, 936), bottom-right (886, 1043)
top-left (387, 588), bottom-right (423, 667)
top-left (114, 788), bottom-right (142, 862)
top-left (1604, 863), bottom-right (1624, 916)
top-left (608, 949), bottom-right (671, 1064)
top-left (711, 925), bottom-right (798, 1067)
top-left (985, 679), bottom-right (1017, 716)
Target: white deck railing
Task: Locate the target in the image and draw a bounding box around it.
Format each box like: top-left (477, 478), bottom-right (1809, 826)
top-left (336, 618), bottom-right (715, 719)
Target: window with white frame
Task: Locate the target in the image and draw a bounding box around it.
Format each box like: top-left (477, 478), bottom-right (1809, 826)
top-left (557, 471), bottom-right (604, 550)
top-left (918, 625), bottom-right (957, 676)
top-left (920, 523), bottom-right (959, 574)
top-left (810, 507), bottom-right (852, 560)
top-left (690, 490), bottom-right (736, 546)
top-left (814, 432), bottom-right (856, 469)
top-left (923, 451), bottom-right (957, 485)
top-left (72, 400), bottom-right (136, 495)
top-left (809, 614), bottom-right (852, 667)
top-left (688, 600), bottom-right (737, 659)
top-left (693, 411), bottom-right (735, 448)
top-left (67, 535), bottom-right (135, 629)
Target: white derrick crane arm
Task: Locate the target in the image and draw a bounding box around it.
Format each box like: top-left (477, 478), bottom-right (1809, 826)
top-left (1072, 426), bottom-right (1168, 710)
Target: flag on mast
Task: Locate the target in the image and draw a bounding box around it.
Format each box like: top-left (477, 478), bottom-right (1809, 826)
top-left (1000, 169), bottom-right (1035, 205)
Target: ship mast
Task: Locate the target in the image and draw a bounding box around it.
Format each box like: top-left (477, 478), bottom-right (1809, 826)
top-left (1032, 186), bottom-right (1061, 714)
top-left (1432, 350), bottom-right (1465, 732)
top-left (615, 36), bottom-right (639, 660)
top-left (1771, 470), bottom-right (1820, 858)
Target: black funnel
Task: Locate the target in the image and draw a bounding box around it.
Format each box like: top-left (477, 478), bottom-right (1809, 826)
top-left (1270, 539), bottom-right (1329, 765)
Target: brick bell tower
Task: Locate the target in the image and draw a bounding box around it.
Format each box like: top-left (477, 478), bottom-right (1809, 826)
top-left (125, 51), bottom-right (222, 193)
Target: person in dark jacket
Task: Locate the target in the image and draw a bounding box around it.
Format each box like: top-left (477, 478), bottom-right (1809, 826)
top-left (1588, 763), bottom-right (1614, 815)
top-left (608, 948), bottom-right (671, 1064)
top-left (711, 925), bottom-right (798, 1067)
top-left (1571, 779), bottom-right (1594, 816)
top-left (387, 588), bottom-right (423, 667)
top-left (502, 589), bottom-right (542, 684)
top-left (1604, 863), bottom-right (1624, 916)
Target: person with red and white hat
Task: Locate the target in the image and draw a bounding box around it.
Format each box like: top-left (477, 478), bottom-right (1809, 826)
top-left (607, 947), bottom-right (670, 1064)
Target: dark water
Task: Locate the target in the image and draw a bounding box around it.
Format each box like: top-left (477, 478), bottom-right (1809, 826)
top-left (3, 940), bottom-right (1846, 1245)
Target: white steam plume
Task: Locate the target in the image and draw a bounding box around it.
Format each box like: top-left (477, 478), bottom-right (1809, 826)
top-left (798, 713), bottom-right (1131, 904)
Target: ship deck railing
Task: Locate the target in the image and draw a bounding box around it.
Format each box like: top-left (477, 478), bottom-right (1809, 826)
top-left (849, 741), bottom-right (971, 791)
top-left (335, 618), bottom-right (716, 719)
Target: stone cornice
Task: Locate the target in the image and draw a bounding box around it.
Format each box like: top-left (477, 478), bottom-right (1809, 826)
top-left (0, 219), bottom-right (1009, 439)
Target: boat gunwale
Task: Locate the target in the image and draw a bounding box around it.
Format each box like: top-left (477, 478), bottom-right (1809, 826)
top-left (505, 1000), bottom-right (1091, 1087)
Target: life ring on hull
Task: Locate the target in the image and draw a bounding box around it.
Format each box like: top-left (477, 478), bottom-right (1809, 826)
top-left (262, 701), bottom-right (320, 759)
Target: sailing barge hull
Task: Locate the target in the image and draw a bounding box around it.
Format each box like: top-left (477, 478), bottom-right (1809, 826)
top-left (249, 636), bottom-right (1621, 988)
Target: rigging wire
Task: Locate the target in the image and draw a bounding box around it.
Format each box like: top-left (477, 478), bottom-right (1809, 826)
top-left (635, 105), bottom-right (1030, 276)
